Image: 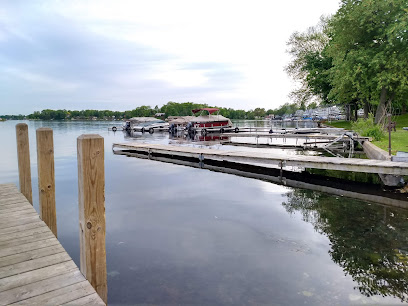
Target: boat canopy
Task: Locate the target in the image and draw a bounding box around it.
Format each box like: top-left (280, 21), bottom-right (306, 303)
top-left (127, 117), bottom-right (158, 123)
top-left (167, 116), bottom-right (195, 125)
top-left (191, 108), bottom-right (219, 114)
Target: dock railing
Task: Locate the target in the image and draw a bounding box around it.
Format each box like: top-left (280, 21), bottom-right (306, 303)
top-left (15, 123), bottom-right (107, 304)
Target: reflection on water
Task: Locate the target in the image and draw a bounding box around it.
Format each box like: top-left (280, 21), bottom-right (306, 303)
top-left (283, 189), bottom-right (408, 303)
top-left (0, 120), bottom-right (407, 305)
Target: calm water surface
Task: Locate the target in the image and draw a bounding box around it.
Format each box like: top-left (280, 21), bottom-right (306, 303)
top-left (0, 120), bottom-right (407, 305)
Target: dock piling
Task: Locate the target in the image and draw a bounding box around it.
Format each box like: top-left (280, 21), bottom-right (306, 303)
top-left (16, 123), bottom-right (33, 204)
top-left (77, 134), bottom-right (107, 304)
top-left (36, 127), bottom-right (57, 237)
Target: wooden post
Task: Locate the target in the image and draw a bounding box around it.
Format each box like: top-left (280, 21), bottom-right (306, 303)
top-left (77, 134), bottom-right (107, 304)
top-left (16, 123), bottom-right (33, 204)
top-left (36, 128), bottom-right (57, 237)
top-left (387, 114), bottom-right (392, 156)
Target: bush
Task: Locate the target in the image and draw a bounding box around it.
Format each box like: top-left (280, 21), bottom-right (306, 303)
top-left (351, 115), bottom-right (385, 141)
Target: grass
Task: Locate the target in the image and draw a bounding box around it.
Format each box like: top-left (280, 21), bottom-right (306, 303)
top-left (327, 114), bottom-right (408, 154)
top-left (327, 120), bottom-right (352, 130)
top-left (373, 114), bottom-right (408, 154)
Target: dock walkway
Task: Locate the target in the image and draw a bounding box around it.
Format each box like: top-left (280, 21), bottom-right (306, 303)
top-left (0, 184), bottom-right (105, 305)
top-left (112, 143), bottom-right (408, 176)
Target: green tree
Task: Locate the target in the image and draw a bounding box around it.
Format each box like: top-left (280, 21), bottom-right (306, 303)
top-left (327, 0), bottom-right (408, 124)
top-left (253, 108), bottom-right (266, 118)
top-left (285, 16), bottom-right (331, 107)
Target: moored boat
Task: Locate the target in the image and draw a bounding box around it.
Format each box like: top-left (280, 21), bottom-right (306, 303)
top-left (132, 119), bottom-right (169, 133)
top-left (186, 108), bottom-right (233, 135)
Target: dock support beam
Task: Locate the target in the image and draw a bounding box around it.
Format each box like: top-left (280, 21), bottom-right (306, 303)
top-left (77, 134), bottom-right (107, 304)
top-left (36, 128), bottom-right (57, 237)
top-left (16, 123), bottom-right (32, 204)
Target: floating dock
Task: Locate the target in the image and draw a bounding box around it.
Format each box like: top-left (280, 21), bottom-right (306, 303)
top-left (113, 144), bottom-right (408, 208)
top-left (0, 184), bottom-right (105, 305)
top-left (112, 143), bottom-right (408, 176)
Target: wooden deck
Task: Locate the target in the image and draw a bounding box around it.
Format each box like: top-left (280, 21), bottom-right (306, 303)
top-left (0, 184), bottom-right (105, 305)
top-left (112, 142), bottom-right (408, 176)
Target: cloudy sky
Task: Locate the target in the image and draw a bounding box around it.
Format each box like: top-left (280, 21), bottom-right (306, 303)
top-left (0, 0), bottom-right (340, 114)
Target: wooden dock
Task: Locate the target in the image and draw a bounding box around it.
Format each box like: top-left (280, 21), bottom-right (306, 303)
top-left (112, 142), bottom-right (408, 176)
top-left (0, 184), bottom-right (105, 305)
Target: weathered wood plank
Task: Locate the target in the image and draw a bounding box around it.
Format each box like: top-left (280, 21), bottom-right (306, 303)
top-left (0, 245), bottom-right (65, 268)
top-left (0, 190), bottom-right (20, 196)
top-left (0, 252), bottom-right (71, 279)
top-left (0, 260), bottom-right (78, 292)
top-left (0, 225), bottom-right (49, 243)
top-left (0, 209), bottom-right (38, 220)
top-left (0, 231), bottom-right (55, 248)
top-left (0, 221), bottom-right (45, 236)
top-left (0, 195), bottom-right (28, 205)
top-left (0, 199), bottom-right (28, 207)
top-left (0, 194), bottom-right (26, 200)
top-left (63, 292), bottom-right (105, 305)
top-left (0, 184), bottom-right (19, 189)
top-left (9, 280), bottom-right (96, 305)
top-left (0, 205), bottom-right (37, 216)
top-left (0, 190), bottom-right (25, 196)
top-left (0, 237), bottom-right (59, 258)
top-left (0, 270), bottom-right (85, 305)
top-left (0, 184), bottom-right (19, 190)
top-left (0, 199), bottom-right (31, 208)
top-left (0, 205), bottom-right (35, 214)
top-left (0, 215), bottom-right (40, 230)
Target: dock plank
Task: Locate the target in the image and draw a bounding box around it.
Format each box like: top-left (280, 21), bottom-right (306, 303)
top-left (0, 196), bottom-right (28, 205)
top-left (0, 252), bottom-right (71, 279)
top-left (0, 238), bottom-right (60, 259)
top-left (0, 270), bottom-right (85, 305)
top-left (0, 245), bottom-right (65, 268)
top-left (0, 221), bottom-right (45, 236)
top-left (10, 280), bottom-right (95, 305)
top-left (0, 202), bottom-right (31, 211)
top-left (0, 209), bottom-right (38, 219)
top-left (63, 292), bottom-right (103, 305)
top-left (0, 260), bottom-right (78, 292)
top-left (0, 231), bottom-right (56, 248)
top-left (0, 215), bottom-right (41, 230)
top-left (0, 225), bottom-right (50, 243)
top-left (0, 205), bottom-right (35, 214)
top-left (0, 184), bottom-right (105, 305)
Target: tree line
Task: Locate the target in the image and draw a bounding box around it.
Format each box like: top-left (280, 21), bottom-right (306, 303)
top-left (1, 101), bottom-right (298, 121)
top-left (286, 0), bottom-right (408, 124)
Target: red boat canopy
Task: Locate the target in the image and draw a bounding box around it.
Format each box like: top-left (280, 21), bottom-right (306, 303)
top-left (191, 108), bottom-right (219, 114)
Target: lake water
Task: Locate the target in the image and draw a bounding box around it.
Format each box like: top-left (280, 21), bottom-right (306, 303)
top-left (1, 120), bottom-right (407, 305)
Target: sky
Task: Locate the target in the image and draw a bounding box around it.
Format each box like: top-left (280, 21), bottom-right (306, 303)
top-left (0, 0), bottom-right (340, 115)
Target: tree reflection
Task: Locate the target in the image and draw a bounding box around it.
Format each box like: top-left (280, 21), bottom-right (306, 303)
top-left (282, 189), bottom-right (408, 302)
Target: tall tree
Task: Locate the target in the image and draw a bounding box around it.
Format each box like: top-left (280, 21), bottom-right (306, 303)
top-left (327, 0), bottom-right (408, 124)
top-left (285, 16), bottom-right (332, 107)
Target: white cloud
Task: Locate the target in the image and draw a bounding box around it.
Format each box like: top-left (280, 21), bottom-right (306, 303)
top-left (0, 0), bottom-right (340, 113)
top-left (4, 67), bottom-right (80, 92)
